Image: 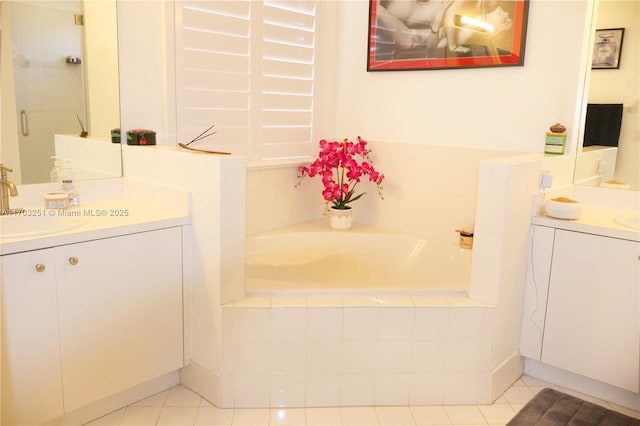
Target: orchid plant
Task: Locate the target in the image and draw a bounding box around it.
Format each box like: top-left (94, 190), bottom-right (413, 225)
top-left (297, 137), bottom-right (385, 210)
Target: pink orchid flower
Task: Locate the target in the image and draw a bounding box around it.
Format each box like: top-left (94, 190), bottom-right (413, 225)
top-left (297, 137), bottom-right (385, 210)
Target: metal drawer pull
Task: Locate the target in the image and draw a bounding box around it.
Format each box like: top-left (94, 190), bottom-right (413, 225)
top-left (35, 264), bottom-right (46, 273)
top-left (69, 257), bottom-right (79, 266)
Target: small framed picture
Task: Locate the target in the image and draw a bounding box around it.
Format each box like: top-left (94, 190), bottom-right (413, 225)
top-left (592, 28), bottom-right (625, 69)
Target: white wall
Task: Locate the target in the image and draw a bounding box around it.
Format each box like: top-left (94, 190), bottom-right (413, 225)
top-left (333, 1), bottom-right (590, 155)
top-left (471, 155), bottom-right (541, 395)
top-left (117, 1), bottom-right (176, 142)
top-left (84, 0), bottom-right (120, 139)
top-left (118, 0), bottom-right (593, 158)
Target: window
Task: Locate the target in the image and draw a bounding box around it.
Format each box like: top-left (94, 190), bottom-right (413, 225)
top-left (176, 1), bottom-right (320, 160)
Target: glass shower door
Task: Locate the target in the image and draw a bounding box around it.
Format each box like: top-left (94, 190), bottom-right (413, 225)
top-left (10, 1), bottom-right (86, 184)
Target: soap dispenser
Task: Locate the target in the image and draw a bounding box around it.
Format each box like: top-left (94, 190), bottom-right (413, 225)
top-left (60, 159), bottom-right (79, 206)
top-left (50, 156), bottom-right (61, 183)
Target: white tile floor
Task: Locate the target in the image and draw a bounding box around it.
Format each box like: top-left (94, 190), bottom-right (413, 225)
top-left (85, 375), bottom-right (640, 426)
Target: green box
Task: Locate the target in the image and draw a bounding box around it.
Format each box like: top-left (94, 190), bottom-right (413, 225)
top-left (545, 132), bottom-right (566, 155)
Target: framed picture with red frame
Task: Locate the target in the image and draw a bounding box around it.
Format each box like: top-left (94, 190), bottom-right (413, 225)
top-left (367, 0), bottom-right (529, 71)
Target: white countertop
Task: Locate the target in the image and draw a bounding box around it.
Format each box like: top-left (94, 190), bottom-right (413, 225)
top-left (533, 205), bottom-right (639, 242)
top-left (0, 197), bottom-right (191, 255)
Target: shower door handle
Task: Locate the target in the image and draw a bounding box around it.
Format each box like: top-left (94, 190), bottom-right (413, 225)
top-left (20, 110), bottom-right (29, 136)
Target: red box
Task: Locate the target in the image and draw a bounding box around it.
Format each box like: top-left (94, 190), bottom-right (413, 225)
top-left (126, 129), bottom-right (156, 145)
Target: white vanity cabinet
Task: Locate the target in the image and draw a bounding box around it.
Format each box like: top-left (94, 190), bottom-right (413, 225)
top-left (541, 229), bottom-right (639, 393)
top-left (521, 225), bottom-right (640, 393)
top-left (1, 227), bottom-right (184, 425)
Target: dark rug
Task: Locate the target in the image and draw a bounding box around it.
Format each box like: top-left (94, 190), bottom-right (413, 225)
top-left (507, 388), bottom-right (640, 426)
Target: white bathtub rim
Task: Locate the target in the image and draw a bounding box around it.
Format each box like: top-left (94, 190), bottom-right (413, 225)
top-left (245, 278), bottom-right (469, 298)
top-left (247, 220), bottom-right (462, 241)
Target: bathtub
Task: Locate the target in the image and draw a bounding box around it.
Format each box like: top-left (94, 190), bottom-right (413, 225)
top-left (245, 226), bottom-right (472, 296)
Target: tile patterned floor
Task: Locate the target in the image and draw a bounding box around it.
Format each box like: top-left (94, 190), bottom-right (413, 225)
top-left (85, 375), bottom-right (640, 426)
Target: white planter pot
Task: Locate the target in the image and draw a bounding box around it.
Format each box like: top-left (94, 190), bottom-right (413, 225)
top-left (328, 206), bottom-right (352, 231)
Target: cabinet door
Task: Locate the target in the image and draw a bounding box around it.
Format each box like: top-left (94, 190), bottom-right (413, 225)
top-left (541, 230), bottom-right (639, 392)
top-left (1, 249), bottom-right (64, 425)
top-left (56, 227), bottom-right (184, 411)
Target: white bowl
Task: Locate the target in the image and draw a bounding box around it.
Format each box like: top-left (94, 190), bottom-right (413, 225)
top-left (600, 181), bottom-right (631, 190)
top-left (545, 198), bottom-right (583, 220)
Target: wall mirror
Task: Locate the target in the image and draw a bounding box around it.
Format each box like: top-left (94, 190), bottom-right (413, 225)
top-left (1, 0), bottom-right (121, 185)
top-left (574, 0), bottom-right (639, 191)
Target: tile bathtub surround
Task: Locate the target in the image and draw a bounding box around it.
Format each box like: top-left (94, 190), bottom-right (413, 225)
top-left (245, 142), bottom-right (525, 238)
top-left (84, 376), bottom-right (640, 426)
top-left (220, 296), bottom-right (495, 408)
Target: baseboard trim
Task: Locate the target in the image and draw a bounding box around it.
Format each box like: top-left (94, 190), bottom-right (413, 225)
top-left (490, 352), bottom-right (524, 402)
top-left (524, 358), bottom-right (640, 412)
top-left (46, 371), bottom-right (180, 426)
top-left (180, 362), bottom-right (222, 407)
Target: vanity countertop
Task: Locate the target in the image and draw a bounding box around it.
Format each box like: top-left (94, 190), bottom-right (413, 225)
top-left (0, 197), bottom-right (191, 255)
top-left (533, 205), bottom-right (639, 242)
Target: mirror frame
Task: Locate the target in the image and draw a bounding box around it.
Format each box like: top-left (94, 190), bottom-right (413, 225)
top-left (572, 0), bottom-right (598, 168)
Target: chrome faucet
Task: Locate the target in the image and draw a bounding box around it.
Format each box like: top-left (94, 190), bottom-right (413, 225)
top-left (1, 164), bottom-right (23, 215)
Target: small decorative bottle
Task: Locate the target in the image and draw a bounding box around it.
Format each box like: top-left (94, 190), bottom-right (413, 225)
top-left (60, 159), bottom-right (80, 206)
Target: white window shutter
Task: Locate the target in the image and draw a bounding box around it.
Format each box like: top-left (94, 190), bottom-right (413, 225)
top-left (177, 0), bottom-right (319, 160)
top-left (178, 1), bottom-right (252, 156)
